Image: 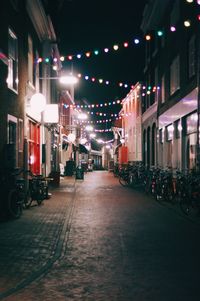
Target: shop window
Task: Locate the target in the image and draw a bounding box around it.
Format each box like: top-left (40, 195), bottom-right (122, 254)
top-left (166, 124), bottom-right (174, 141)
top-left (174, 119), bottom-right (181, 139)
top-left (186, 112), bottom-right (197, 135)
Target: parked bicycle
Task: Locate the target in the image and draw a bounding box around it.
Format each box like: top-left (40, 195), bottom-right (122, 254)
top-left (25, 170), bottom-right (50, 208)
top-left (179, 171), bottom-right (200, 217)
top-left (0, 168), bottom-right (24, 219)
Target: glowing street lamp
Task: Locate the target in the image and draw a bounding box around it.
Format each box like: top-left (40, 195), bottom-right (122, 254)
top-left (30, 93), bottom-right (46, 113)
top-left (85, 125), bottom-right (93, 131)
top-left (59, 75), bottom-right (78, 85)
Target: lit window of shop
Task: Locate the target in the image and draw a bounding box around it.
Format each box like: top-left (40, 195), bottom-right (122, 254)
top-left (166, 124), bottom-right (174, 141)
top-left (174, 119), bottom-right (181, 139)
top-left (186, 112), bottom-right (197, 135)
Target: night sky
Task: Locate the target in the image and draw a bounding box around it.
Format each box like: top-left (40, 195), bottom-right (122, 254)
top-left (48, 0), bottom-right (149, 139)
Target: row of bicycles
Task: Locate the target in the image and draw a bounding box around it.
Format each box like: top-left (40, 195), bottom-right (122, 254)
top-left (114, 162), bottom-right (200, 218)
top-left (0, 168), bottom-right (52, 220)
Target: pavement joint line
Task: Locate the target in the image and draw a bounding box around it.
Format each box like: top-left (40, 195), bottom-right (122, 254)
top-left (0, 178), bottom-right (76, 300)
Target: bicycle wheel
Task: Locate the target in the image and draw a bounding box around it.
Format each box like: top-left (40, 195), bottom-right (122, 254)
top-left (180, 197), bottom-right (199, 217)
top-left (8, 189), bottom-right (23, 219)
top-left (119, 176), bottom-right (129, 187)
top-left (36, 185), bottom-right (44, 205)
top-left (24, 189), bottom-right (32, 208)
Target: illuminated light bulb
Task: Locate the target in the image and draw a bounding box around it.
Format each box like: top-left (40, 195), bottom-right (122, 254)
top-left (117, 100), bottom-right (121, 103)
top-left (124, 42), bottom-right (129, 47)
top-left (99, 79), bottom-right (103, 83)
top-left (100, 104), bottom-right (103, 107)
top-left (77, 73), bottom-right (82, 78)
top-left (68, 55), bottom-right (73, 60)
top-left (134, 38), bottom-right (140, 44)
top-left (53, 57), bottom-right (58, 62)
top-left (142, 86), bottom-right (146, 89)
top-left (147, 91), bottom-right (151, 95)
top-left (77, 54), bottom-right (82, 59)
top-left (104, 48), bottom-right (109, 53)
top-left (145, 34), bottom-right (151, 41)
top-left (197, 14), bottom-right (200, 21)
top-left (53, 65), bottom-right (58, 71)
top-left (60, 56), bottom-right (65, 61)
top-left (37, 58), bottom-right (42, 63)
top-left (186, 0), bottom-right (193, 2)
top-left (113, 45), bottom-right (119, 50)
top-left (124, 84), bottom-right (128, 88)
top-left (148, 85), bottom-right (151, 90)
top-left (119, 82), bottom-right (123, 87)
top-left (105, 81), bottom-right (109, 85)
top-left (91, 77), bottom-right (95, 82)
top-left (45, 57), bottom-right (50, 63)
top-left (157, 30), bottom-right (163, 36)
top-left (86, 52), bottom-right (91, 57)
top-left (184, 20), bottom-right (191, 27)
top-left (197, 0), bottom-right (200, 4)
top-left (85, 75), bottom-right (89, 80)
top-left (142, 93), bottom-right (145, 97)
top-left (94, 50), bottom-right (99, 55)
top-left (170, 26), bottom-right (176, 32)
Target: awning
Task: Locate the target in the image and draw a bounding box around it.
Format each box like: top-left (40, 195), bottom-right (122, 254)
top-left (79, 144), bottom-right (89, 154)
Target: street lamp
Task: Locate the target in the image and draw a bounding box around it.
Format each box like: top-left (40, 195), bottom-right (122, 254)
top-left (30, 93), bottom-right (46, 113)
top-left (59, 75), bottom-right (78, 85)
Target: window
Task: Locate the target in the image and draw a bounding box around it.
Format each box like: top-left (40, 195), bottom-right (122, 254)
top-left (28, 35), bottom-right (34, 85)
top-left (10, 0), bottom-right (19, 11)
top-left (188, 35), bottom-right (195, 78)
top-left (8, 28), bottom-right (18, 92)
top-left (166, 124), bottom-right (173, 141)
top-left (161, 75), bottom-right (165, 103)
top-left (170, 56), bottom-right (180, 95)
top-left (170, 0), bottom-right (180, 26)
top-left (186, 112), bottom-right (197, 135)
top-left (174, 119), bottom-right (181, 139)
top-left (18, 119), bottom-right (23, 152)
top-left (159, 129), bottom-right (164, 144)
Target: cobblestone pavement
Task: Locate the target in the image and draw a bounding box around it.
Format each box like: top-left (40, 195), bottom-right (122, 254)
top-left (1, 171), bottom-right (200, 301)
top-left (0, 176), bottom-right (76, 300)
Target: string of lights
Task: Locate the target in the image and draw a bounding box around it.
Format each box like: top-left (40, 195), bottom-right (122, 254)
top-left (36, 2), bottom-right (200, 67)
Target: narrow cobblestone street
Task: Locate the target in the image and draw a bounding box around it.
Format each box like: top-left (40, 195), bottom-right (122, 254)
top-left (0, 171), bottom-right (200, 301)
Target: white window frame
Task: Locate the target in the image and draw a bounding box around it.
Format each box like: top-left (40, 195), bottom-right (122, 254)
top-left (8, 27), bottom-right (18, 92)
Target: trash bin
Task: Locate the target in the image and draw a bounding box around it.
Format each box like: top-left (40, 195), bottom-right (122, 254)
top-left (49, 171), bottom-right (60, 187)
top-left (75, 166), bottom-right (84, 180)
top-left (65, 160), bottom-right (75, 176)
